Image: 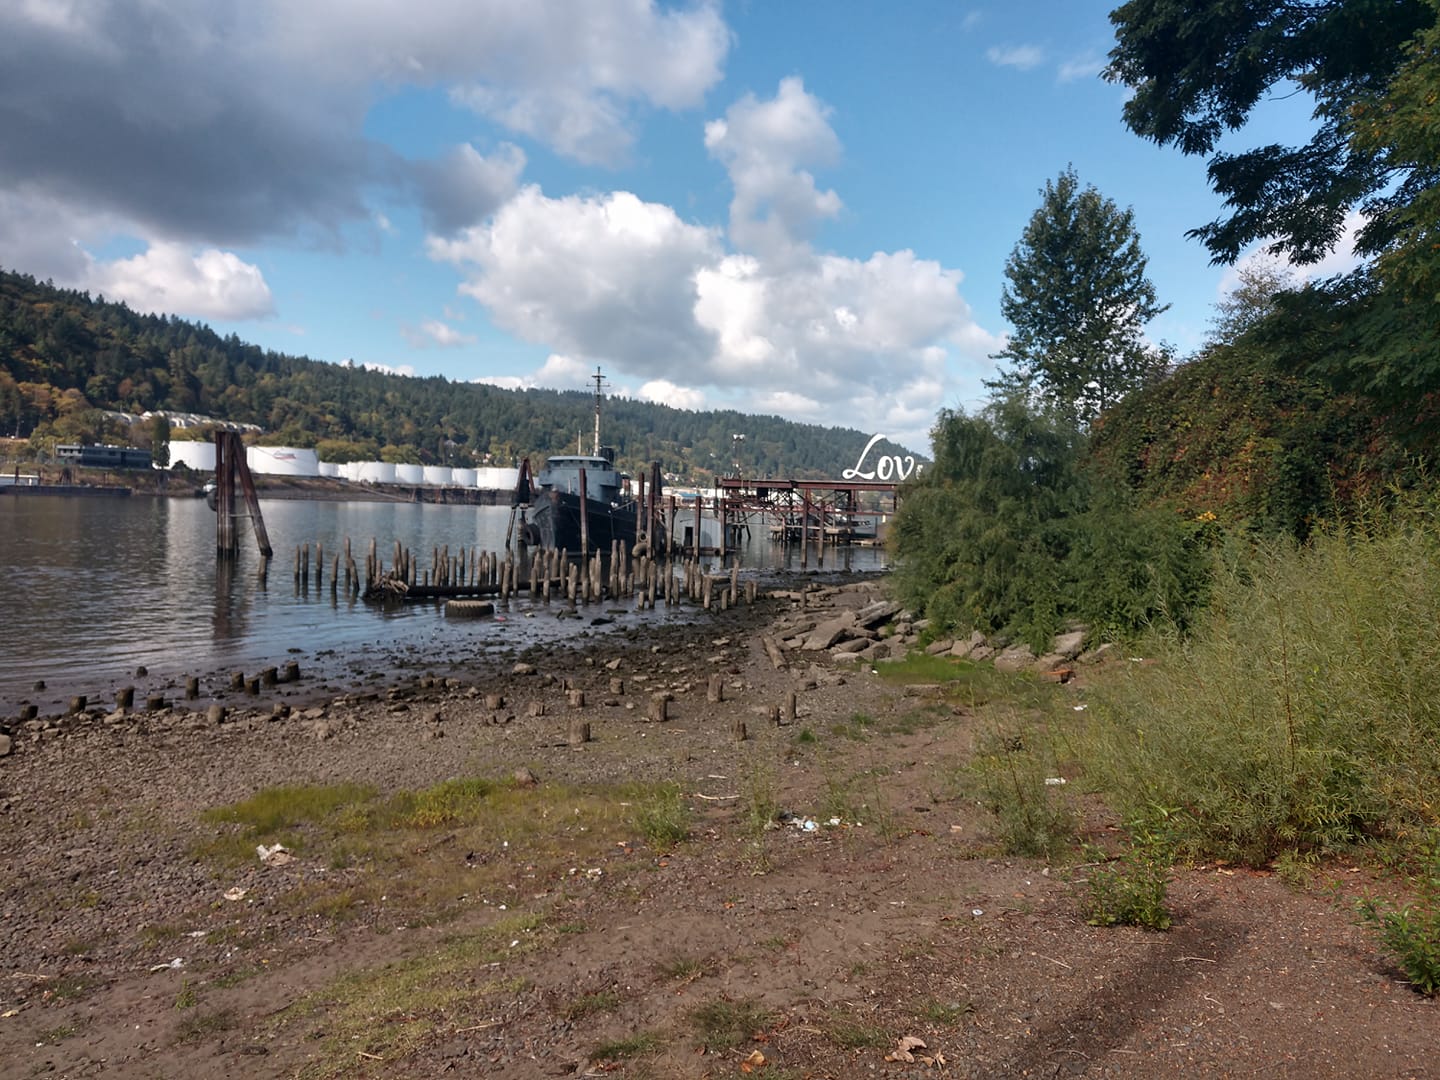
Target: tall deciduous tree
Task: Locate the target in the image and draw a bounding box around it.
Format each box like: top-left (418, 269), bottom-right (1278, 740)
top-left (1106, 0), bottom-right (1436, 266)
top-left (991, 167), bottom-right (1169, 424)
top-left (1107, 1), bottom-right (1440, 421)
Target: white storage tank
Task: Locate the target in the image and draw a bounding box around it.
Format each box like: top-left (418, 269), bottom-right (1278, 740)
top-left (340, 461), bottom-right (362, 481)
top-left (317, 461), bottom-right (341, 478)
top-left (422, 465), bottom-right (453, 486)
top-left (395, 463), bottom-right (424, 485)
top-left (167, 440), bottom-right (216, 471)
top-left (356, 461), bottom-right (396, 484)
top-left (247, 446), bottom-right (320, 477)
top-left (476, 466), bottom-right (520, 491)
top-left (452, 467), bottom-right (478, 487)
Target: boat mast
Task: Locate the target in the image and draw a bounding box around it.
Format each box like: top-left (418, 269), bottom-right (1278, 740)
top-left (591, 366), bottom-right (608, 455)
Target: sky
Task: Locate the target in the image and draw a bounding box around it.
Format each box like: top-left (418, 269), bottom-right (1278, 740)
top-left (0, 0), bottom-right (1352, 455)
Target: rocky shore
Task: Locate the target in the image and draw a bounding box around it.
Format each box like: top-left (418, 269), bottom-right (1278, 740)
top-left (2, 576), bottom-right (1436, 1079)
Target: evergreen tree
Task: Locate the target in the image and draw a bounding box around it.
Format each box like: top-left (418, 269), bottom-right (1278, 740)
top-left (990, 167), bottom-right (1169, 425)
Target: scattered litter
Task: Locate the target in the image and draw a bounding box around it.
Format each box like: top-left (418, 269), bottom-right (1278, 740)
top-left (223, 887), bottom-right (248, 901)
top-left (186, 930), bottom-right (207, 938)
top-left (1, 1008), bottom-right (21, 1018)
top-left (741, 1048), bottom-right (766, 1072)
top-left (148, 958), bottom-right (184, 972)
top-left (584, 868), bottom-right (603, 880)
top-left (1072, 704), bottom-right (1087, 712)
top-left (1044, 777), bottom-right (1067, 786)
top-left (971, 908), bottom-right (984, 917)
top-left (801, 819), bottom-right (818, 832)
top-left (256, 843), bottom-right (294, 867)
top-left (827, 816), bottom-right (842, 826)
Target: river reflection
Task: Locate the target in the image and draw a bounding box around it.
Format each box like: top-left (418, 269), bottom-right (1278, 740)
top-left (0, 494), bottom-right (885, 712)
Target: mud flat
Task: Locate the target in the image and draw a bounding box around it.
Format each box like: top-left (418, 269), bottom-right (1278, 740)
top-left (1, 576), bottom-right (1436, 1079)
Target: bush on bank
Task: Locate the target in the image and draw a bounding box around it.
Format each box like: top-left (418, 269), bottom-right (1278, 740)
top-left (890, 396), bottom-right (1210, 651)
top-left (1080, 510), bottom-right (1440, 863)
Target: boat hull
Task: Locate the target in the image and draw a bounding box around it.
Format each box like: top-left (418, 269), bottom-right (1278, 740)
top-left (527, 489), bottom-right (645, 554)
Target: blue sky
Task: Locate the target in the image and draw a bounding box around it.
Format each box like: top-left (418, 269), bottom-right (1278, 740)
top-left (0, 1), bottom-right (1347, 453)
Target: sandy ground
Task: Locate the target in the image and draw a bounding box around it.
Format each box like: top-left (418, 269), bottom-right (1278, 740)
top-left (2, 576), bottom-right (1437, 1079)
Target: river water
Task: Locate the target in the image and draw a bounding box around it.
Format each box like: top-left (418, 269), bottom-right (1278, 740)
top-left (0, 494), bottom-right (884, 712)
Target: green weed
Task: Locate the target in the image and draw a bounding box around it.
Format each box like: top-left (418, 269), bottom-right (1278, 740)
top-left (1078, 818), bottom-right (1174, 931)
top-left (591, 1030), bottom-right (664, 1062)
top-left (686, 997), bottom-right (773, 1050)
top-left (626, 782), bottom-right (691, 850)
top-left (1357, 831), bottom-right (1440, 996)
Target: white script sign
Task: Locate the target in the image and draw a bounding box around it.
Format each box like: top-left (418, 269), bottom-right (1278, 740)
top-left (842, 434), bottom-right (922, 482)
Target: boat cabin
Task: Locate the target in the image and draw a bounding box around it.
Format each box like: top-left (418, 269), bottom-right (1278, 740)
top-left (535, 448), bottom-right (624, 504)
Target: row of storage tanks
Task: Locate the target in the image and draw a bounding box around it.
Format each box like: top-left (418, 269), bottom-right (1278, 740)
top-left (169, 442), bottom-right (520, 490)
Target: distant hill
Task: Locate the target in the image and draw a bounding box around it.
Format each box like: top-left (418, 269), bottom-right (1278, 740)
top-left (0, 268), bottom-right (921, 481)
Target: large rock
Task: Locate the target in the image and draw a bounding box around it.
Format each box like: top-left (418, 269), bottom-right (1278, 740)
top-left (802, 615), bottom-right (857, 651)
top-left (0, 733), bottom-right (11, 756)
top-left (950, 631), bottom-right (987, 659)
top-left (993, 644), bottom-right (1036, 673)
top-left (924, 638), bottom-right (955, 656)
top-left (1050, 629), bottom-right (1087, 659)
top-left (854, 600), bottom-right (903, 629)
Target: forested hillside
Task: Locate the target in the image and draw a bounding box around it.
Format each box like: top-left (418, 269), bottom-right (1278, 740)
top-left (0, 269), bottom-right (910, 480)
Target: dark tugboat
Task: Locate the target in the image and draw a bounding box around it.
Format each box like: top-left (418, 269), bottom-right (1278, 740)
top-left (514, 367), bottom-right (660, 556)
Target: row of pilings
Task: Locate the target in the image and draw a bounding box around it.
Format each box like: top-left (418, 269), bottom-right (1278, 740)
top-left (264, 536), bottom-right (762, 613)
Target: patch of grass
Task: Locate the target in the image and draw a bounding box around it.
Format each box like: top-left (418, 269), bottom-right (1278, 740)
top-left (201, 782), bottom-right (375, 836)
top-left (174, 1008), bottom-right (236, 1044)
top-left (37, 1024), bottom-right (77, 1044)
top-left (657, 954), bottom-right (717, 984)
top-left (561, 989), bottom-right (622, 1020)
top-left (794, 727), bottom-right (818, 745)
top-left (824, 1016), bottom-right (890, 1050)
top-left (60, 935), bottom-right (105, 956)
top-left (626, 782), bottom-right (691, 850)
top-left (686, 997), bottom-right (773, 1051)
top-left (139, 923), bottom-right (188, 947)
top-left (42, 974), bottom-right (98, 1005)
top-left (173, 979), bottom-right (199, 1009)
top-left (274, 914), bottom-right (542, 1078)
top-left (591, 1030), bottom-right (664, 1062)
top-left (742, 757), bottom-right (778, 840)
top-left (831, 712), bottom-right (876, 740)
top-left (920, 999), bottom-right (974, 1025)
top-left (211, 965), bottom-right (264, 990)
top-left (391, 777), bottom-right (495, 828)
top-left (964, 723), bottom-right (1075, 858)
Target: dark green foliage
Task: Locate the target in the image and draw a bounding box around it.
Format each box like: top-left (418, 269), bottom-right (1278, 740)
top-left (1080, 820), bottom-right (1174, 931)
top-left (1358, 832), bottom-right (1440, 996)
top-left (1081, 514), bottom-right (1440, 864)
top-left (0, 268), bottom-right (910, 480)
top-left (892, 396), bottom-right (1208, 649)
top-left (1106, 1), bottom-right (1440, 415)
top-left (1089, 334), bottom-right (1419, 535)
top-left (990, 167), bottom-right (1169, 424)
top-left (1106, 0), bottom-right (1435, 265)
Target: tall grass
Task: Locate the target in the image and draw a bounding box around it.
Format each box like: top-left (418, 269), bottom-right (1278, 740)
top-left (1082, 518), bottom-right (1440, 863)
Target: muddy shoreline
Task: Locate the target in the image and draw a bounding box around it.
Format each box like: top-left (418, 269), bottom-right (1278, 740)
top-left (2, 577), bottom-right (1437, 1079)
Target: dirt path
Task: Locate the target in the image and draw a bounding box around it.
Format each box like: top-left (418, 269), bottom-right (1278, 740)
top-left (2, 578), bottom-right (1436, 1079)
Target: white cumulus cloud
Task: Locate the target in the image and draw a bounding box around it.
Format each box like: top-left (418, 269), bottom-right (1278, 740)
top-left (986, 44), bottom-right (1045, 70)
top-left (85, 243), bottom-right (274, 320)
top-left (404, 319), bottom-right (477, 348)
top-left (639, 379), bottom-right (705, 411)
top-left (430, 79), bottom-right (996, 453)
